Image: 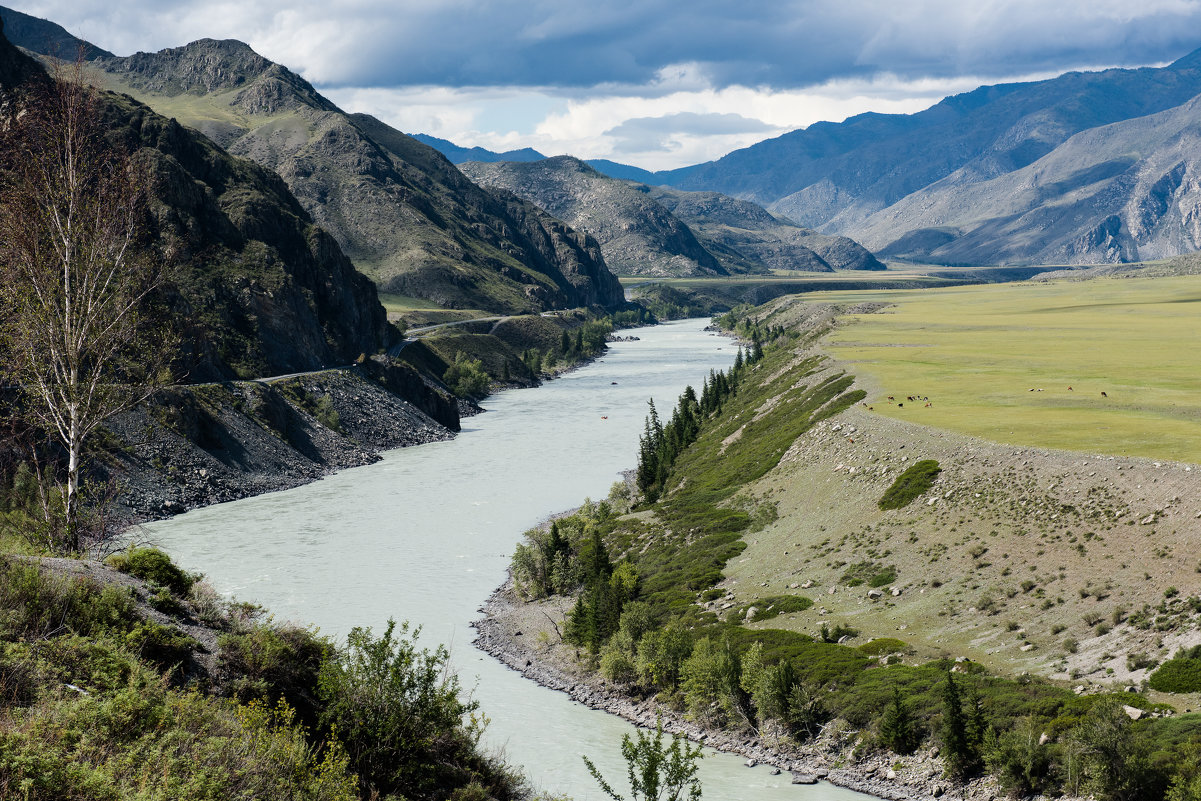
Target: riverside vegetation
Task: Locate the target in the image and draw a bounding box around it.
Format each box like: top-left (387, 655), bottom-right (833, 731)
top-left (506, 303), bottom-right (1201, 800)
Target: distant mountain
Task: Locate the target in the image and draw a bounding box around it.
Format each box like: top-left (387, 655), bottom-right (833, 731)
top-left (463, 157), bottom-right (727, 277)
top-left (0, 7), bottom-right (623, 314)
top-left (0, 5), bottom-right (111, 60)
top-left (583, 159), bottom-right (656, 182)
top-left (0, 16), bottom-right (391, 381)
top-left (412, 133), bottom-right (544, 164)
top-left (654, 50), bottom-right (1201, 265)
top-left (407, 134), bottom-right (654, 183)
top-left (644, 186), bottom-right (884, 272)
top-left (462, 156), bottom-right (882, 276)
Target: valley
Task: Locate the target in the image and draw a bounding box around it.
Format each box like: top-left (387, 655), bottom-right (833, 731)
top-left (2, 3), bottom-right (1201, 800)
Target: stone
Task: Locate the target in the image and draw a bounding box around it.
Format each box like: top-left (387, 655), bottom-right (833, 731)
top-left (791, 773), bottom-right (818, 785)
top-left (868, 588), bottom-right (884, 599)
top-left (801, 580), bottom-right (814, 589)
top-left (891, 586), bottom-right (903, 596)
top-left (770, 768), bottom-right (781, 776)
top-left (886, 768), bottom-right (897, 780)
top-left (1123, 705), bottom-right (1144, 721)
top-left (745, 759), bottom-right (757, 768)
top-left (745, 606), bottom-right (759, 621)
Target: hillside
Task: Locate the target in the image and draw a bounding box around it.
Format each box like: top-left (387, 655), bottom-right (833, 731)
top-left (462, 156), bottom-right (882, 276)
top-left (486, 289), bottom-right (1201, 799)
top-left (0, 6), bottom-right (623, 314)
top-left (645, 185), bottom-right (884, 272)
top-left (463, 156), bottom-right (728, 276)
top-left (641, 51), bottom-right (1201, 266)
top-left (0, 17), bottom-right (396, 383)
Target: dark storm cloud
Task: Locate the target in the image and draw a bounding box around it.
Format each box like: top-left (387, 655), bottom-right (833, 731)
top-left (13, 0), bottom-right (1201, 89)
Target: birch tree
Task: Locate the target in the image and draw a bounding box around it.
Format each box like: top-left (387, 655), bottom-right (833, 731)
top-left (0, 60), bottom-right (164, 551)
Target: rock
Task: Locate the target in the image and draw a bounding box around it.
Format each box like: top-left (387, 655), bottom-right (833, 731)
top-left (891, 586), bottom-right (903, 597)
top-left (745, 606), bottom-right (759, 621)
top-left (801, 580), bottom-right (814, 589)
top-left (828, 586), bottom-right (837, 595)
top-left (770, 767), bottom-right (781, 775)
top-left (1123, 705), bottom-right (1144, 720)
top-left (886, 769), bottom-right (897, 780)
top-left (745, 759), bottom-right (757, 768)
top-left (1020, 643), bottom-right (1035, 652)
top-left (1039, 732), bottom-right (1050, 746)
top-left (932, 785), bottom-right (945, 797)
top-left (814, 768), bottom-right (829, 778)
top-left (791, 773), bottom-right (818, 785)
top-left (868, 588), bottom-right (884, 599)
top-left (788, 582), bottom-right (800, 589)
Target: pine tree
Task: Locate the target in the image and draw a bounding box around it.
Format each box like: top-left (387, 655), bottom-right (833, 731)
top-left (941, 670), bottom-right (982, 778)
top-left (879, 687), bottom-right (920, 754)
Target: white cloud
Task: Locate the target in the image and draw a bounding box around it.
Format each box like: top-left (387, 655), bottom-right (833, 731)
top-left (328, 69), bottom-right (1067, 170)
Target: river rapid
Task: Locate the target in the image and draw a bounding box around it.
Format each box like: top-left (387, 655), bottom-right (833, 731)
top-left (142, 319), bottom-right (874, 801)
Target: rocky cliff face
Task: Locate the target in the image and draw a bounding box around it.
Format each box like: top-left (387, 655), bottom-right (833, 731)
top-left (77, 34), bottom-right (623, 313)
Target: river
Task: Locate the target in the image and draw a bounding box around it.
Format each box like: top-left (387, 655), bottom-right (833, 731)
top-left (142, 319), bottom-right (874, 801)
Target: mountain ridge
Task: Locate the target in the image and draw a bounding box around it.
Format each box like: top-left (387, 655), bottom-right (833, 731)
top-left (0, 6), bottom-right (624, 314)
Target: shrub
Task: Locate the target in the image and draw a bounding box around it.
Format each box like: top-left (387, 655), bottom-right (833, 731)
top-left (318, 619), bottom-right (516, 800)
top-left (443, 353), bottom-right (490, 399)
top-left (0, 558), bottom-right (139, 639)
top-left (858, 638), bottom-right (910, 657)
top-left (107, 548), bottom-right (195, 596)
top-left (878, 460), bottom-right (941, 510)
top-left (124, 620), bottom-right (197, 670)
top-left (1148, 655), bottom-right (1201, 693)
top-left (218, 623), bottom-right (331, 726)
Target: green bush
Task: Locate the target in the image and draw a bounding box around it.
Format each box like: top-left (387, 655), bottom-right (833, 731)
top-left (124, 620), bottom-right (197, 670)
top-left (218, 623), bottom-right (331, 727)
top-left (318, 619), bottom-right (520, 800)
top-left (443, 353), bottom-right (491, 399)
top-left (878, 460), bottom-right (941, 510)
top-left (859, 638), bottom-right (911, 657)
top-left (1149, 656), bottom-right (1201, 693)
top-left (0, 558), bottom-right (139, 639)
top-left (107, 548), bottom-right (196, 596)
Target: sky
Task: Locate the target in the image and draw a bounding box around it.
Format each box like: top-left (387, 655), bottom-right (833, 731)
top-left (10, 1), bottom-right (1201, 170)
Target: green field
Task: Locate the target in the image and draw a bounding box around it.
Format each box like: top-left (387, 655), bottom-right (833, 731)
top-left (818, 275), bottom-right (1201, 462)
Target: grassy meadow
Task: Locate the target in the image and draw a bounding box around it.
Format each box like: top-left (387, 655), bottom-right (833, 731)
top-left (818, 275), bottom-right (1201, 462)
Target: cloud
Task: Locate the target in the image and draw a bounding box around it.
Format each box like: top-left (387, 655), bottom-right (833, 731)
top-left (12, 0), bottom-right (1201, 90)
top-left (603, 111), bottom-right (775, 153)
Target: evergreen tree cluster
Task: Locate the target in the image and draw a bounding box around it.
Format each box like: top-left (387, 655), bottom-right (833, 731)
top-left (635, 341), bottom-right (765, 502)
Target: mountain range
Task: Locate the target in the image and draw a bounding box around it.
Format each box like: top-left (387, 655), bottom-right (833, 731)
top-left (426, 51), bottom-right (1201, 267)
top-left (462, 157), bottom-right (882, 276)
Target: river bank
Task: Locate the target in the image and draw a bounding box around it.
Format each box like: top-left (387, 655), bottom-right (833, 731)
top-left (473, 581), bottom-right (1004, 801)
